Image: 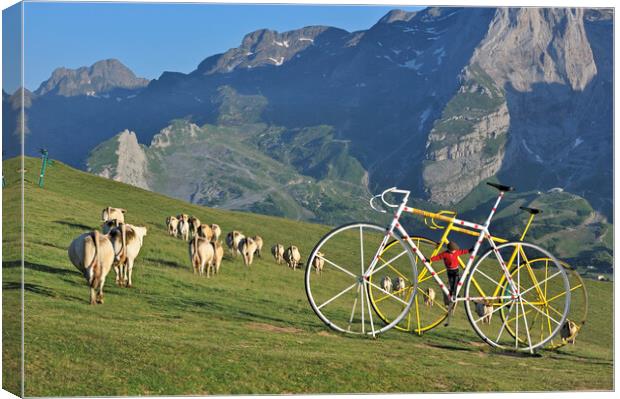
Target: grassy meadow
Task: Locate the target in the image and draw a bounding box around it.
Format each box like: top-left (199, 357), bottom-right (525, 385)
top-left (1, 156), bottom-right (613, 395)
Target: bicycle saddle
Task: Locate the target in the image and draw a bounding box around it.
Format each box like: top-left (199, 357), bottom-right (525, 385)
top-left (486, 182), bottom-right (515, 192)
top-left (520, 206), bottom-right (542, 215)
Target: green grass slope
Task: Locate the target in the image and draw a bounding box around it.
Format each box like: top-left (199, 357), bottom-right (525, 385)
top-left (2, 156), bottom-right (613, 395)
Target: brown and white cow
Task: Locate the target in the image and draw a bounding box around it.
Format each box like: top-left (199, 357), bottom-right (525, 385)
top-left (188, 216), bottom-right (201, 239)
top-left (108, 223), bottom-right (148, 288)
top-left (226, 230), bottom-right (245, 257)
top-left (211, 240), bottom-right (224, 275)
top-left (197, 224), bottom-right (214, 241)
top-left (210, 224), bottom-right (222, 242)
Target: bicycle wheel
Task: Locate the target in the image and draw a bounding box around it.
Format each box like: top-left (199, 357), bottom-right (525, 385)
top-left (499, 259), bottom-right (588, 350)
top-left (305, 222), bottom-right (418, 336)
top-left (464, 242), bottom-right (570, 352)
top-left (368, 237), bottom-right (453, 334)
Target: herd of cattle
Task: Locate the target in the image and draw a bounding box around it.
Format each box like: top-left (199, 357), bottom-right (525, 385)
top-left (68, 206), bottom-right (317, 305)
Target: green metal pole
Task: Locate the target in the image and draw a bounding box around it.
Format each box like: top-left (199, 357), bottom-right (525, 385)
top-left (38, 150), bottom-right (48, 188)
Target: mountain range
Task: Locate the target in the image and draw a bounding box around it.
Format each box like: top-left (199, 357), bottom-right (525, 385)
top-left (3, 7), bottom-right (613, 244)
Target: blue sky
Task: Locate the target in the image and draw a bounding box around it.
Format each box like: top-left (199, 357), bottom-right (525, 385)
top-left (3, 2), bottom-right (423, 93)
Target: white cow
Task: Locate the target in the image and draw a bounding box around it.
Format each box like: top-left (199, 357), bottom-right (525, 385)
top-left (253, 235), bottom-right (264, 258)
top-left (68, 230), bottom-right (115, 304)
top-left (475, 301), bottom-right (493, 324)
top-left (177, 214), bottom-right (190, 241)
top-left (101, 207), bottom-right (126, 224)
top-left (424, 287), bottom-right (436, 307)
top-left (166, 216), bottom-right (179, 237)
top-left (271, 244), bottom-right (284, 264)
top-left (312, 251), bottom-right (325, 275)
top-left (189, 236), bottom-right (215, 277)
top-left (284, 245), bottom-right (301, 270)
top-left (239, 237), bottom-right (258, 266)
top-left (381, 275), bottom-right (393, 293)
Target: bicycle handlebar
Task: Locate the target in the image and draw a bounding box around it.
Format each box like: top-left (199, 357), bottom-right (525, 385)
top-left (369, 187), bottom-right (411, 213)
top-left (369, 194), bottom-right (387, 213)
top-left (380, 187), bottom-right (399, 208)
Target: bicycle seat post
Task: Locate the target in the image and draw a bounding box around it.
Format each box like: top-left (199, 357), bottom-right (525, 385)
top-left (483, 182), bottom-right (515, 228)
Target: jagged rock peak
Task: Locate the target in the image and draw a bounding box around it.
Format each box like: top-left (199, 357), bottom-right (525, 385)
top-left (194, 25), bottom-right (349, 75)
top-left (473, 8), bottom-right (597, 91)
top-left (378, 9), bottom-right (419, 24)
top-left (35, 58), bottom-right (150, 97)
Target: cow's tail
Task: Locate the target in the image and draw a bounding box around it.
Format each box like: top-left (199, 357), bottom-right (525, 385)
top-left (192, 236), bottom-right (200, 270)
top-left (90, 230), bottom-right (103, 289)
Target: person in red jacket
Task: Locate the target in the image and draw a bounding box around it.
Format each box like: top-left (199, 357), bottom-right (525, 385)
top-left (429, 241), bottom-right (474, 302)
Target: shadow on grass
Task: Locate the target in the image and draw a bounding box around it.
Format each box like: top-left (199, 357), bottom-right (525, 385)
top-left (425, 342), bottom-right (479, 352)
top-left (22, 261), bottom-right (75, 276)
top-left (3, 281), bottom-right (56, 297)
top-left (53, 220), bottom-right (96, 231)
top-left (144, 257), bottom-right (185, 269)
top-left (490, 348), bottom-right (542, 358)
top-left (547, 350), bottom-right (613, 365)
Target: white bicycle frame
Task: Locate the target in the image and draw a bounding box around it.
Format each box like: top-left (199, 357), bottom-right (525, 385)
top-left (366, 187), bottom-right (520, 303)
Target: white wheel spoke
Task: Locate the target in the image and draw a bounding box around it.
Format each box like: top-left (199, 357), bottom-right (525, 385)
top-left (515, 295), bottom-right (520, 349)
top-left (347, 284), bottom-right (360, 331)
top-left (472, 298), bottom-right (515, 325)
top-left (359, 226), bottom-right (365, 275)
top-left (368, 250), bottom-right (408, 277)
top-left (360, 278), bottom-right (365, 333)
top-left (474, 268), bottom-right (504, 290)
top-left (496, 301), bottom-right (516, 342)
top-left (317, 282), bottom-right (358, 310)
top-left (521, 297), bottom-right (561, 326)
top-left (321, 256), bottom-right (358, 279)
top-left (364, 281), bottom-right (376, 337)
top-left (519, 298), bottom-right (533, 352)
top-left (519, 270), bottom-right (563, 298)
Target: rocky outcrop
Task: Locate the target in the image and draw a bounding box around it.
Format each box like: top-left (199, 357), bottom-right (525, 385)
top-left (422, 63), bottom-right (509, 204)
top-left (35, 59), bottom-right (149, 96)
top-left (194, 26), bottom-right (349, 74)
top-left (473, 8), bottom-right (596, 91)
top-left (91, 130), bottom-right (150, 190)
top-left (421, 7), bottom-right (602, 205)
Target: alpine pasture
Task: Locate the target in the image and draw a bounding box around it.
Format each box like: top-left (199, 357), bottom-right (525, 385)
top-left (2, 157), bottom-right (613, 395)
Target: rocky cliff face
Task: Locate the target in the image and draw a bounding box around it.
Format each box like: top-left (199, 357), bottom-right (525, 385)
top-left (421, 7), bottom-right (604, 205)
top-left (35, 59), bottom-right (149, 96)
top-left (88, 130), bottom-right (150, 190)
top-left (423, 64), bottom-right (509, 203)
top-left (474, 8), bottom-right (596, 91)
